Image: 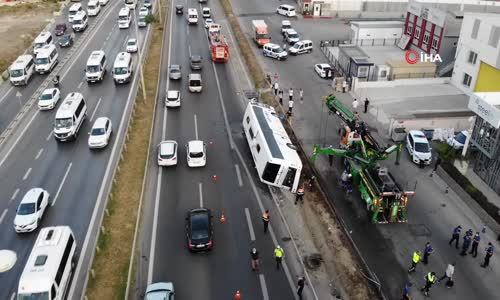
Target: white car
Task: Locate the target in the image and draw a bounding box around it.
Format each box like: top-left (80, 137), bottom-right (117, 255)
top-left (276, 4), bottom-right (296, 17)
top-left (186, 140), bottom-right (206, 167)
top-left (99, 0), bottom-right (109, 5)
top-left (202, 7), bottom-right (211, 18)
top-left (126, 38), bottom-right (138, 53)
top-left (165, 90), bottom-right (181, 107)
top-left (447, 130), bottom-right (469, 150)
top-left (406, 130), bottom-right (432, 165)
top-left (14, 188), bottom-right (50, 233)
top-left (139, 6), bottom-right (149, 16)
top-left (204, 18), bottom-right (213, 29)
top-left (314, 63), bottom-right (333, 78)
top-left (143, 0), bottom-right (152, 8)
top-left (38, 88), bottom-right (61, 110)
top-left (88, 117), bottom-right (112, 149)
top-left (158, 140), bottom-right (178, 166)
top-left (284, 29), bottom-right (299, 45)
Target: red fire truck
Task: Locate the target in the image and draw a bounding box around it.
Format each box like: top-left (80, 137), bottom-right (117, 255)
top-left (208, 25), bottom-right (229, 63)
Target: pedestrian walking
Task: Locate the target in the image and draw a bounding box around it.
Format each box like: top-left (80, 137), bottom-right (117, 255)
top-left (352, 98), bottom-right (359, 111)
top-left (449, 225), bottom-right (462, 249)
top-left (470, 232), bottom-right (481, 257)
top-left (299, 88), bottom-right (304, 101)
top-left (274, 82), bottom-right (279, 95)
top-left (278, 89), bottom-right (283, 105)
top-left (481, 242), bottom-right (494, 268)
top-left (328, 153), bottom-right (334, 166)
top-left (283, 43), bottom-right (287, 51)
top-left (288, 99), bottom-right (294, 114)
top-left (274, 245), bottom-right (284, 270)
top-left (295, 186), bottom-right (305, 205)
top-left (430, 156), bottom-right (442, 177)
top-left (460, 233), bottom-right (472, 256)
top-left (363, 98), bottom-right (370, 113)
top-left (289, 88), bottom-right (293, 101)
top-left (420, 272), bottom-right (436, 297)
top-left (297, 276), bottom-right (305, 299)
top-left (307, 176), bottom-right (315, 192)
top-left (422, 242), bottom-right (434, 265)
top-left (438, 262), bottom-right (455, 286)
top-left (250, 248), bottom-right (259, 271)
top-left (401, 282), bottom-right (412, 300)
top-left (262, 210), bottom-right (270, 233)
top-left (342, 80), bottom-right (347, 93)
top-left (408, 250), bottom-right (421, 273)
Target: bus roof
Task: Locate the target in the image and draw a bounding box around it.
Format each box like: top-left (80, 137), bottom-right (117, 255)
top-left (56, 92), bottom-right (84, 119)
top-left (114, 52), bottom-right (131, 68)
top-left (10, 55), bottom-right (33, 69)
top-left (36, 44), bottom-right (56, 58)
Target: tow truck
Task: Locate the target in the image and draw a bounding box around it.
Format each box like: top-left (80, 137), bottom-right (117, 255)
top-left (208, 24), bottom-right (229, 62)
top-left (311, 94), bottom-right (414, 224)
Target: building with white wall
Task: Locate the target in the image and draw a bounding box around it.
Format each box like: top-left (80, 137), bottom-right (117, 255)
top-left (451, 13), bottom-right (500, 95)
top-left (350, 21), bottom-right (404, 45)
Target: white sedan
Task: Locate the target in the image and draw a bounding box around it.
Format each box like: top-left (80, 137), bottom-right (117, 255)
top-left (139, 6), bottom-right (149, 16)
top-left (158, 140), bottom-right (178, 166)
top-left (314, 63), bottom-right (333, 78)
top-left (204, 18), bottom-right (213, 29)
top-left (186, 140), bottom-right (206, 167)
top-left (88, 117), bottom-right (112, 149)
top-left (14, 188), bottom-right (50, 233)
top-left (126, 38), bottom-right (138, 53)
top-left (165, 90), bottom-right (181, 107)
top-left (38, 88), bottom-right (61, 110)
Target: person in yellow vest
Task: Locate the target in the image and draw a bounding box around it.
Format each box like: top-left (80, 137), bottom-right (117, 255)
top-left (420, 271), bottom-right (436, 297)
top-left (274, 245), bottom-right (284, 270)
top-left (408, 250), bottom-right (421, 273)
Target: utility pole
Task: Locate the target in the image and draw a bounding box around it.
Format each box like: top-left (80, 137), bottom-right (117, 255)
top-left (133, 11), bottom-right (147, 103)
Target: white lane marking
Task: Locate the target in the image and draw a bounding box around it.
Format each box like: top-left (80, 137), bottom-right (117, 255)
top-left (148, 0), bottom-right (174, 284)
top-left (259, 274), bottom-right (270, 300)
top-left (46, 130), bottom-right (52, 141)
top-left (223, 19), bottom-right (253, 88)
top-left (22, 168), bottom-right (32, 181)
top-left (235, 164), bottom-right (243, 187)
top-left (35, 148), bottom-right (44, 160)
top-left (9, 292), bottom-right (15, 300)
top-left (0, 86), bottom-right (15, 105)
top-left (188, 44), bottom-right (191, 57)
top-left (10, 188), bottom-right (19, 202)
top-left (123, 35), bottom-right (129, 48)
top-left (0, 209), bottom-right (8, 225)
top-left (51, 162), bottom-right (72, 207)
top-left (0, 110), bottom-right (39, 168)
top-left (90, 97), bottom-right (102, 122)
top-left (199, 183), bottom-right (203, 207)
top-left (194, 114), bottom-right (199, 140)
top-left (244, 208), bottom-right (256, 241)
top-left (77, 81), bottom-right (83, 89)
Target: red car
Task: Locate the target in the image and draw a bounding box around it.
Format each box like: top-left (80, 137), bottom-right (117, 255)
top-left (55, 23), bottom-right (67, 36)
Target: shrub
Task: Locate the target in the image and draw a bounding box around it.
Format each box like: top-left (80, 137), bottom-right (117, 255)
top-left (145, 15), bottom-right (155, 24)
top-left (435, 143), bottom-right (458, 162)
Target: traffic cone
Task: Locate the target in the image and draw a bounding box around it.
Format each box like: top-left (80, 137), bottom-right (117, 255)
top-left (234, 290), bottom-right (241, 300)
top-left (220, 212), bottom-right (226, 223)
top-left (212, 174), bottom-right (218, 183)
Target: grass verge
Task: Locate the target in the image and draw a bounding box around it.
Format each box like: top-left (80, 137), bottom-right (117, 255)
top-left (84, 8), bottom-right (164, 300)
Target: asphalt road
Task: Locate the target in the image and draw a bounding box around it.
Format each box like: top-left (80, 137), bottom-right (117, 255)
top-left (0, 0), bottom-right (151, 299)
top-left (135, 0), bottom-right (299, 299)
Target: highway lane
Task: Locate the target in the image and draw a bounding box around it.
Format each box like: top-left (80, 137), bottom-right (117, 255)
top-left (139, 0), bottom-right (296, 299)
top-left (0, 2), bottom-right (152, 299)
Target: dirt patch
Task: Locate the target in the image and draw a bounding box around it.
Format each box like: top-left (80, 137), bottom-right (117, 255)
top-left (0, 0), bottom-right (60, 73)
top-left (84, 3), bottom-right (165, 300)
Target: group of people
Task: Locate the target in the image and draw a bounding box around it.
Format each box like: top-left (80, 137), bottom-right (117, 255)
top-left (272, 81), bottom-right (303, 116)
top-left (404, 225), bottom-right (495, 298)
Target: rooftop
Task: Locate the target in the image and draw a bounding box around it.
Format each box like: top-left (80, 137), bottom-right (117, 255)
top-left (475, 92), bottom-right (500, 108)
top-left (350, 21), bottom-right (404, 29)
top-left (358, 45), bottom-right (405, 66)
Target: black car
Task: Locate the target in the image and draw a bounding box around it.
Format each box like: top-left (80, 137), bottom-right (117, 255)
top-left (54, 23), bottom-right (67, 36)
top-left (186, 208), bottom-right (213, 251)
top-left (58, 33), bottom-right (74, 48)
top-left (143, 0), bottom-right (152, 8)
top-left (176, 5), bottom-right (183, 14)
top-left (190, 55), bottom-right (202, 70)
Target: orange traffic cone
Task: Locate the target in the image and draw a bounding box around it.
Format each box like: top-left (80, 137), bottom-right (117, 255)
top-left (234, 290), bottom-right (241, 300)
top-left (220, 212), bottom-right (226, 223)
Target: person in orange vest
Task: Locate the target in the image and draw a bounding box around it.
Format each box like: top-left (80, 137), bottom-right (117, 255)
top-left (295, 187), bottom-right (305, 205)
top-left (262, 210), bottom-right (270, 233)
top-left (234, 290), bottom-right (241, 300)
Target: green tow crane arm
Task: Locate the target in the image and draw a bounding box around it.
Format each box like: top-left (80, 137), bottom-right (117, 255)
top-left (324, 94), bottom-right (356, 129)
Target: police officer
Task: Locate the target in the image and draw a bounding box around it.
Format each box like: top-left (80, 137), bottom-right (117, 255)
top-left (250, 248), bottom-right (259, 271)
top-left (460, 233), bottom-right (472, 256)
top-left (420, 272), bottom-right (436, 297)
top-left (274, 245), bottom-right (284, 270)
top-left (422, 242), bottom-right (434, 265)
top-left (481, 242), bottom-right (494, 268)
top-left (262, 210), bottom-right (270, 233)
top-left (449, 225), bottom-right (462, 249)
top-left (408, 250), bottom-right (421, 273)
top-left (295, 186), bottom-right (305, 205)
top-left (470, 232), bottom-right (481, 257)
top-left (297, 276), bottom-right (305, 299)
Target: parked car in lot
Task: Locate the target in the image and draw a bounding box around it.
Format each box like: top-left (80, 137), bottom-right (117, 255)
top-left (88, 117), bottom-right (112, 149)
top-left (276, 4), bottom-right (296, 17)
top-left (447, 130), bottom-right (469, 150)
top-left (38, 88), bottom-right (61, 110)
top-left (262, 43), bottom-right (287, 60)
top-left (157, 140), bottom-right (178, 166)
top-left (169, 64), bottom-right (182, 80)
top-left (186, 208), bottom-right (213, 251)
top-left (54, 23), bottom-right (67, 36)
top-left (145, 282), bottom-right (175, 300)
top-left (284, 28), bottom-right (299, 45)
top-left (281, 20), bottom-right (292, 35)
top-left (314, 63), bottom-right (333, 78)
top-left (289, 40), bottom-right (313, 55)
top-left (14, 188), bottom-right (50, 233)
top-left (58, 33), bottom-right (75, 48)
top-left (406, 130), bottom-right (432, 165)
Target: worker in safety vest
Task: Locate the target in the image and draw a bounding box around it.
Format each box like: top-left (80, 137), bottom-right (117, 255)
top-left (262, 210), bottom-right (270, 233)
top-left (420, 272), bottom-right (436, 297)
top-left (274, 245), bottom-right (284, 270)
top-left (408, 250), bottom-right (421, 273)
top-left (295, 187), bottom-right (305, 205)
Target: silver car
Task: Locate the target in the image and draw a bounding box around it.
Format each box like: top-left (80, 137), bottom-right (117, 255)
top-left (145, 282), bottom-right (175, 300)
top-left (169, 64), bottom-right (182, 80)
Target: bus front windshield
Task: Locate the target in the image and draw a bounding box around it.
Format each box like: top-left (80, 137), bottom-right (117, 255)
top-left (55, 117), bottom-right (73, 129)
top-left (114, 67), bottom-right (128, 75)
top-left (18, 292), bottom-right (50, 300)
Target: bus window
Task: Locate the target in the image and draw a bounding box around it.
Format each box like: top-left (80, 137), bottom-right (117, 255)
top-left (282, 167), bottom-right (297, 189)
top-left (262, 162), bottom-right (281, 184)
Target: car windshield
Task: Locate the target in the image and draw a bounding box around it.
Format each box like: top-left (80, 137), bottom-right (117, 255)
top-left (91, 127), bottom-right (106, 135)
top-left (39, 93), bottom-right (53, 101)
top-left (160, 144), bottom-right (175, 159)
top-left (35, 57), bottom-right (49, 65)
top-left (282, 25), bottom-right (291, 30)
top-left (34, 42), bottom-right (44, 49)
top-left (170, 68), bottom-right (180, 74)
top-left (119, 15), bottom-right (129, 20)
top-left (189, 151), bottom-right (204, 158)
top-left (55, 117), bottom-right (72, 129)
top-left (114, 67), bottom-right (128, 75)
top-left (275, 47), bottom-right (284, 53)
top-left (88, 5), bottom-right (96, 9)
top-left (191, 214), bottom-right (209, 240)
top-left (256, 33), bottom-right (270, 39)
top-left (288, 33), bottom-right (299, 38)
top-left (73, 19), bottom-right (82, 25)
top-left (167, 94), bottom-right (178, 100)
top-left (127, 41), bottom-right (136, 46)
top-left (10, 69), bottom-right (23, 77)
top-left (415, 142), bottom-right (430, 153)
top-left (56, 25), bottom-right (65, 30)
top-left (189, 80), bottom-right (201, 87)
top-left (455, 132), bottom-right (467, 144)
top-left (87, 65), bottom-right (100, 73)
top-left (69, 10), bottom-right (77, 16)
top-left (60, 36), bottom-right (70, 42)
top-left (18, 292), bottom-right (49, 300)
top-left (17, 203), bottom-right (36, 215)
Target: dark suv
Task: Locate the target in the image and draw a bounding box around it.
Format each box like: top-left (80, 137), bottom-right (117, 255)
top-left (190, 55), bottom-right (202, 70)
top-left (176, 5), bottom-right (183, 14)
top-left (186, 208), bottom-right (213, 252)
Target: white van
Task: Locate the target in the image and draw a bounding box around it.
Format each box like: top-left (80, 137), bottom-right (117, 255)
top-left (86, 50), bottom-right (107, 82)
top-left (54, 92), bottom-right (87, 141)
top-left (118, 7), bottom-right (131, 29)
top-left (68, 3), bottom-right (83, 23)
top-left (406, 130), bottom-right (432, 165)
top-left (17, 226), bottom-right (77, 300)
top-left (289, 40), bottom-right (313, 55)
top-left (9, 55), bottom-right (35, 86)
top-left (187, 8), bottom-right (198, 25)
top-left (276, 4), bottom-right (296, 17)
top-left (188, 73), bottom-right (202, 93)
top-left (33, 31), bottom-right (53, 55)
top-left (263, 43), bottom-right (288, 60)
top-left (87, 0), bottom-right (101, 16)
top-left (113, 52), bottom-right (133, 84)
top-left (72, 11), bottom-right (88, 32)
top-left (35, 45), bottom-right (59, 74)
